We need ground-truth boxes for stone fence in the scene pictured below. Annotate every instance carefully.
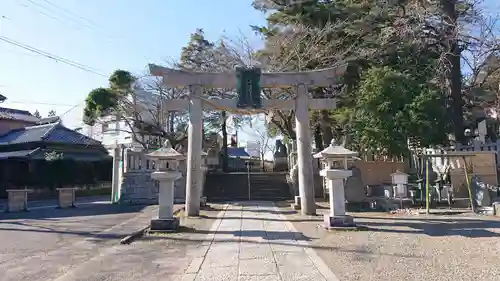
[117,148,206,205]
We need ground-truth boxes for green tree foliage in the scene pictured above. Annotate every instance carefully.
[352,67,450,155]
[83,69,134,126]
[83,87,118,126]
[252,0,500,153]
[83,70,185,148]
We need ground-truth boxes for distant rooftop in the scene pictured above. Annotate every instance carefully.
[0,107,39,123]
[37,116,60,125]
[225,147,251,159]
[0,122,101,146]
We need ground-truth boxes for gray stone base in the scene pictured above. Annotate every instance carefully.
[493,203,500,217]
[150,218,180,232]
[200,196,208,207]
[291,196,301,210]
[323,214,356,229]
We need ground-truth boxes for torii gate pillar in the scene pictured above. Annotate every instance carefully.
[295,84,315,214]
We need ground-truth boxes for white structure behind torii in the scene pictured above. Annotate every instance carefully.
[149,64,345,216]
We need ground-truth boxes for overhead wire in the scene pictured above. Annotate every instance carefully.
[0,35,107,77]
[40,0,103,30]
[25,0,100,31]
[5,100,75,106]
[21,0,153,62]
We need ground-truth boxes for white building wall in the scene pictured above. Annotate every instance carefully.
[85,90,161,149]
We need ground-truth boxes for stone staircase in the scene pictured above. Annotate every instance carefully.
[249,172,291,201]
[203,172,292,201]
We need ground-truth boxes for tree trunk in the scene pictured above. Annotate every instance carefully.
[168,112,175,133]
[441,0,465,144]
[313,123,324,152]
[221,111,229,172]
[320,110,333,146]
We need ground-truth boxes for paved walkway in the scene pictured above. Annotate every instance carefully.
[183,201,338,281]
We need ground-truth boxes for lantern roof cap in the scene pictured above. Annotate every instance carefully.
[391,170,408,176]
[313,139,358,159]
[147,140,185,160]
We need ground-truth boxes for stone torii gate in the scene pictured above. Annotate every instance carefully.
[149,64,345,216]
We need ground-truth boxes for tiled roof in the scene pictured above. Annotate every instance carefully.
[37,116,60,125]
[0,123,102,146]
[0,149,36,160]
[29,148,111,161]
[0,148,110,161]
[226,147,251,158]
[0,107,39,123]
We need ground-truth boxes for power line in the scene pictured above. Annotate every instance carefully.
[40,0,102,30]
[0,35,106,77]
[6,100,75,106]
[25,0,98,31]
[21,0,153,62]
[58,101,83,118]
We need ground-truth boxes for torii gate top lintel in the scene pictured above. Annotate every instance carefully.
[148,64,346,89]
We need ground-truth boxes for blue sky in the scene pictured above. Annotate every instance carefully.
[0,0,266,130]
[1,0,499,155]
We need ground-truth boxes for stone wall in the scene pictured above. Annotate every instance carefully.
[117,149,204,205]
[120,170,159,204]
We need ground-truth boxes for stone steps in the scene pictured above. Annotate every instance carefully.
[204,172,292,201]
[249,173,291,201]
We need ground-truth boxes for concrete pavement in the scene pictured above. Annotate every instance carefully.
[1,201,336,281]
[180,201,337,281]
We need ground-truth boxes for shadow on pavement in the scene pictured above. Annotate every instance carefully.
[356,217,500,238]
[0,196,110,210]
[0,203,148,221]
[199,215,322,222]
[143,233,421,259]
[0,223,128,240]
[174,227,313,241]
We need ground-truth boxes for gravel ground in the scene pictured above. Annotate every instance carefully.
[286,204,500,281]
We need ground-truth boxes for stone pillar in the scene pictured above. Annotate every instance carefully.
[111,144,120,203]
[320,169,355,228]
[295,84,316,215]
[150,166,182,231]
[199,166,208,206]
[6,189,29,212]
[57,187,76,208]
[185,85,203,216]
[328,179,346,216]
[158,177,175,219]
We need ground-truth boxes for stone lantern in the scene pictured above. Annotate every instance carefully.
[313,139,358,228]
[391,170,409,198]
[391,170,409,209]
[146,140,185,231]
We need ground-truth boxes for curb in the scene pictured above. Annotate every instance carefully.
[119,206,185,245]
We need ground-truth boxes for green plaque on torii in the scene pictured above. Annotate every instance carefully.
[235,66,262,109]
